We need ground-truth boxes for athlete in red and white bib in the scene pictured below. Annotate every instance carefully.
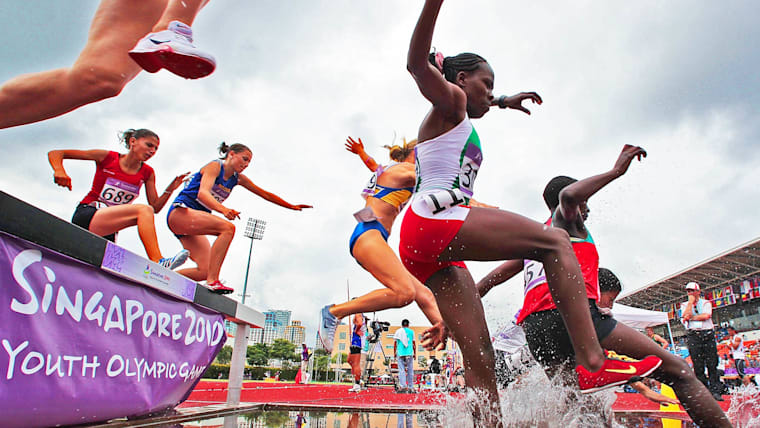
[476,146,729,426]
[48,128,189,269]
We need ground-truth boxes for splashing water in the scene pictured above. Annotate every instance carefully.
[436,365,622,427]
[726,385,760,428]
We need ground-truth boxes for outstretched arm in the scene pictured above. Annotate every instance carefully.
[238,175,313,211]
[48,149,109,191]
[345,136,379,172]
[492,93,543,115]
[476,259,524,298]
[558,144,647,222]
[407,0,463,115]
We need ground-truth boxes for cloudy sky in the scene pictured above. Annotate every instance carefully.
[1,1,758,346]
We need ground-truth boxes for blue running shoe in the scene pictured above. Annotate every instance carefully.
[318,305,339,353]
[158,249,189,270]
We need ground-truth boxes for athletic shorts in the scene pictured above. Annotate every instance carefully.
[349,220,389,256]
[72,204,116,242]
[399,196,468,283]
[166,202,196,239]
[349,346,362,355]
[521,300,617,368]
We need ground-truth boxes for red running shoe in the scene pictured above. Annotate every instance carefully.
[206,280,233,295]
[576,350,662,394]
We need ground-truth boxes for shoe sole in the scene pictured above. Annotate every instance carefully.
[580,359,663,394]
[158,51,215,79]
[128,50,163,73]
[130,46,214,79]
[317,306,335,353]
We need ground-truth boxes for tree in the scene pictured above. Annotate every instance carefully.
[315,355,330,371]
[419,356,428,368]
[215,346,232,364]
[270,339,296,361]
[331,352,348,364]
[247,343,269,366]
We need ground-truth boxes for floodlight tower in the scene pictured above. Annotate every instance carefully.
[241,218,266,305]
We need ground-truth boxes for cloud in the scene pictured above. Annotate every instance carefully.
[1,0,758,344]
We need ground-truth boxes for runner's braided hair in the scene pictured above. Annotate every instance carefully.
[218,141,251,158]
[428,52,488,83]
[119,128,159,149]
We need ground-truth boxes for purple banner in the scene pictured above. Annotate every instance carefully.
[0,233,225,428]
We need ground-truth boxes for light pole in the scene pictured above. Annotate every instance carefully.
[242,218,266,305]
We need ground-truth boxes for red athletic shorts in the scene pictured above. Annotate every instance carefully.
[399,196,469,283]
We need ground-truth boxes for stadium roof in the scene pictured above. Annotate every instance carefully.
[617,237,760,310]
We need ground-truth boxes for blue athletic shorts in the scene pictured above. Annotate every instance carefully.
[349,220,389,257]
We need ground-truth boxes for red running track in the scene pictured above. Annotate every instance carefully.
[184,380,736,420]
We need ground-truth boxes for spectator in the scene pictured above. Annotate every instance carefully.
[681,282,723,401]
[393,319,416,393]
[300,344,310,384]
[646,327,669,349]
[429,355,441,374]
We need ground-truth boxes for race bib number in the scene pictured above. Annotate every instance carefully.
[99,178,139,206]
[458,144,482,198]
[422,189,466,214]
[523,260,546,295]
[361,171,378,198]
[210,184,231,203]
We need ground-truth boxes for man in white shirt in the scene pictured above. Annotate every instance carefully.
[681,281,723,401]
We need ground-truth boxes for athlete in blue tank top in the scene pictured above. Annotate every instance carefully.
[166,142,311,294]
[171,159,239,213]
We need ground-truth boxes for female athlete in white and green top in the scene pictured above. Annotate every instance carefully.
[403,1,659,424]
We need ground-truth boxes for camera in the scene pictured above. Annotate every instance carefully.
[369,320,390,343]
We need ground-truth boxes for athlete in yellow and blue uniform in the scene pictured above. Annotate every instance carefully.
[317,136,447,355]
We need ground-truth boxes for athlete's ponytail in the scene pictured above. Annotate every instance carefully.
[119,128,159,148]
[218,141,252,159]
[383,138,418,162]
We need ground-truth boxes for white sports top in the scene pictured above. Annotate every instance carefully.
[411,117,483,216]
[732,336,745,360]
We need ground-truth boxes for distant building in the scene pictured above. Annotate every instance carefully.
[248,309,293,345]
[331,322,460,374]
[285,320,306,345]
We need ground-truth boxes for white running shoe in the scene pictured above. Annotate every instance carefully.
[317,305,339,353]
[129,20,216,79]
[348,383,361,392]
[158,249,189,270]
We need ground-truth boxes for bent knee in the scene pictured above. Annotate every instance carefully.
[136,204,156,216]
[542,227,573,254]
[69,66,130,102]
[392,287,416,308]
[222,221,236,235]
